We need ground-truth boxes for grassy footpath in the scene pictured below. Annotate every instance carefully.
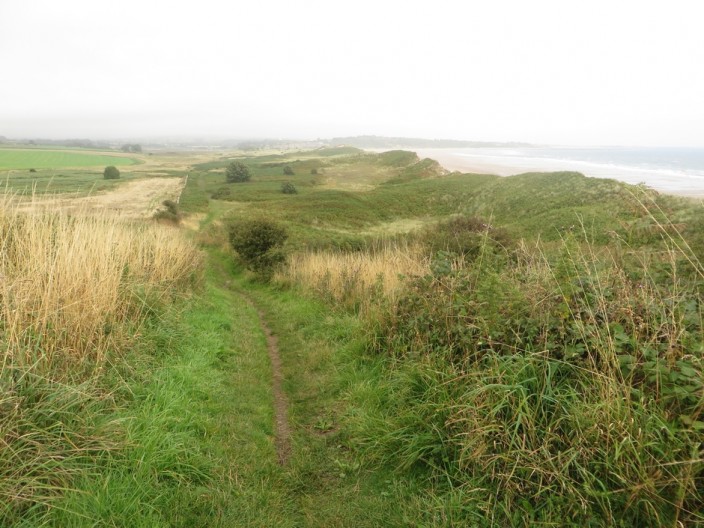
[11,257,294,526]
[239,272,421,526]
[39,248,429,526]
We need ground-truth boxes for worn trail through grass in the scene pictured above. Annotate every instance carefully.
[244,294,292,465]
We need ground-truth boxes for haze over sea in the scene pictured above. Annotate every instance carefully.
[415,147,704,197]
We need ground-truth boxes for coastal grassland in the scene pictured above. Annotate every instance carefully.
[276,217,704,526]
[0,148,136,170]
[189,147,704,526]
[182,147,688,250]
[0,195,209,525]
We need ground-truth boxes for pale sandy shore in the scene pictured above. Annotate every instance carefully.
[407,148,704,199]
[413,149,518,176]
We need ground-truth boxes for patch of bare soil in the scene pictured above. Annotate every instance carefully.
[17,177,186,218]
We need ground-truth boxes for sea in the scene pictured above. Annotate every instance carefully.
[435,147,704,197]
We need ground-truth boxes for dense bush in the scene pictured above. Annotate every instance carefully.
[228,219,288,274]
[153,200,181,225]
[103,166,120,179]
[283,165,295,176]
[225,161,251,183]
[419,216,514,261]
[281,182,297,194]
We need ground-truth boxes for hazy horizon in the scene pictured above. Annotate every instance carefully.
[2,0,703,148]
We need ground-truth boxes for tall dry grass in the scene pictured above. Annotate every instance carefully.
[281,241,430,312]
[0,194,202,520]
[1,194,202,371]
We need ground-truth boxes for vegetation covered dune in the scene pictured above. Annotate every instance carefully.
[198,147,702,526]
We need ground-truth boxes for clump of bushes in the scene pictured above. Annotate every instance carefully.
[29,168,36,173]
[225,161,251,183]
[420,216,513,261]
[283,165,295,176]
[103,166,120,179]
[281,182,297,194]
[228,219,288,276]
[310,168,318,175]
[153,200,182,225]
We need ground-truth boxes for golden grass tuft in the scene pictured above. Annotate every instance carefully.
[281,242,430,311]
[0,194,202,371]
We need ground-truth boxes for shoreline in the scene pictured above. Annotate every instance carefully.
[383,148,704,199]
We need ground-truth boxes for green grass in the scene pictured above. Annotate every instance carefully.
[11,146,701,525]
[10,257,293,526]
[183,157,678,250]
[236,260,432,527]
[179,147,704,526]
[0,149,143,195]
[0,148,137,170]
[0,168,146,195]
[8,245,434,526]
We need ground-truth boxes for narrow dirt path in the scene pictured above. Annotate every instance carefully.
[243,296,292,465]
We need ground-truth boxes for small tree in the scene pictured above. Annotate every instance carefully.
[226,161,251,183]
[103,166,120,179]
[228,219,288,275]
[281,182,297,194]
[283,165,295,176]
[310,168,318,175]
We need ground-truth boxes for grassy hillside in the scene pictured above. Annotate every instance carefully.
[184,147,702,526]
[6,146,701,526]
[182,148,691,250]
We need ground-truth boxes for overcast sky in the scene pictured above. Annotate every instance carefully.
[1,0,703,146]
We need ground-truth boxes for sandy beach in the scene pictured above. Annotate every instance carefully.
[407,148,704,199]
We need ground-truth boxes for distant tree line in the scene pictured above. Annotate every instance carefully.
[121,144,142,153]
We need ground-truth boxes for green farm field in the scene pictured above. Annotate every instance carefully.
[0,148,137,170]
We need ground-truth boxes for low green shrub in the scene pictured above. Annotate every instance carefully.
[225,161,251,183]
[103,166,120,179]
[365,236,703,526]
[153,200,181,225]
[281,182,297,194]
[228,219,288,276]
[419,216,514,261]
